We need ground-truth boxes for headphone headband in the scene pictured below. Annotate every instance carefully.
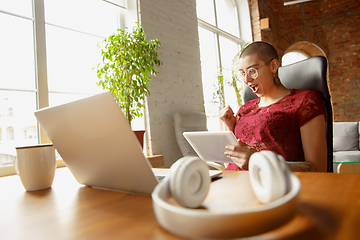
[152,152,301,239]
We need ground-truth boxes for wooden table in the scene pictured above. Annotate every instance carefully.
[1,169,359,240]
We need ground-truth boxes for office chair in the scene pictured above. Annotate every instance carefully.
[173,112,225,171]
[243,56,333,172]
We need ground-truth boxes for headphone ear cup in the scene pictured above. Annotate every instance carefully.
[169,156,210,208]
[249,151,289,203]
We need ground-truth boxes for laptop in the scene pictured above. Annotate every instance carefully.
[34,92,221,195]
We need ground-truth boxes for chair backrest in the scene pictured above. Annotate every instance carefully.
[173,112,208,157]
[173,112,226,171]
[243,56,333,172]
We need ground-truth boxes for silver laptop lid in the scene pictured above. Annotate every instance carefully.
[34,92,158,195]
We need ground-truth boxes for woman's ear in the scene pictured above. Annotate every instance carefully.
[270,59,280,73]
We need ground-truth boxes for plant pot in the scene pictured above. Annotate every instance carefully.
[133,130,145,149]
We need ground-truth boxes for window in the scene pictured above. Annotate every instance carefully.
[282,51,309,66]
[1,154,14,166]
[7,108,13,117]
[0,0,127,170]
[23,126,37,140]
[196,0,251,131]
[44,0,123,106]
[6,127,14,141]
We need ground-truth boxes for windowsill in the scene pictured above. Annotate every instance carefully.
[0,159,66,178]
[0,156,164,178]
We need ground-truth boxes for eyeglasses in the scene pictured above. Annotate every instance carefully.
[234,59,274,82]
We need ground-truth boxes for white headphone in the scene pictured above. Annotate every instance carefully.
[151,151,301,239]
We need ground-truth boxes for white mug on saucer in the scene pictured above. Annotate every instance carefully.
[14,144,56,191]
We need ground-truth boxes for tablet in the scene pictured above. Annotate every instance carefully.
[183,131,238,163]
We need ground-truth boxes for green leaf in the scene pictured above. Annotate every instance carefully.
[95,23,162,123]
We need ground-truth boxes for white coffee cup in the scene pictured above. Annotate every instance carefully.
[14,144,56,191]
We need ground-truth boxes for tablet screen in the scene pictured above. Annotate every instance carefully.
[183,131,238,163]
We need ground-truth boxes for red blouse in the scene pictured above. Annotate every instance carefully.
[226,89,326,171]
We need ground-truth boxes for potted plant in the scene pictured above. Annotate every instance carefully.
[228,74,243,107]
[211,67,242,110]
[211,67,226,111]
[96,23,162,147]
[229,43,250,107]
[211,67,242,131]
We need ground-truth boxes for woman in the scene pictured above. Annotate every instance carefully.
[220,41,327,172]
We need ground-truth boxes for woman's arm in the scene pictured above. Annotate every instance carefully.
[287,114,328,172]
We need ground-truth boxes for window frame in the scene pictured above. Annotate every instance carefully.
[0,0,134,177]
[197,0,250,131]
[281,50,310,66]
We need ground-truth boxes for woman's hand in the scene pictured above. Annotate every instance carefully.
[219,106,236,132]
[224,140,257,170]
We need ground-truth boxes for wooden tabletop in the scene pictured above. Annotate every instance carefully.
[1,168,359,240]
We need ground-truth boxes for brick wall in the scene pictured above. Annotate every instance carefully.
[139,0,205,167]
[250,0,360,122]
[249,0,262,41]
